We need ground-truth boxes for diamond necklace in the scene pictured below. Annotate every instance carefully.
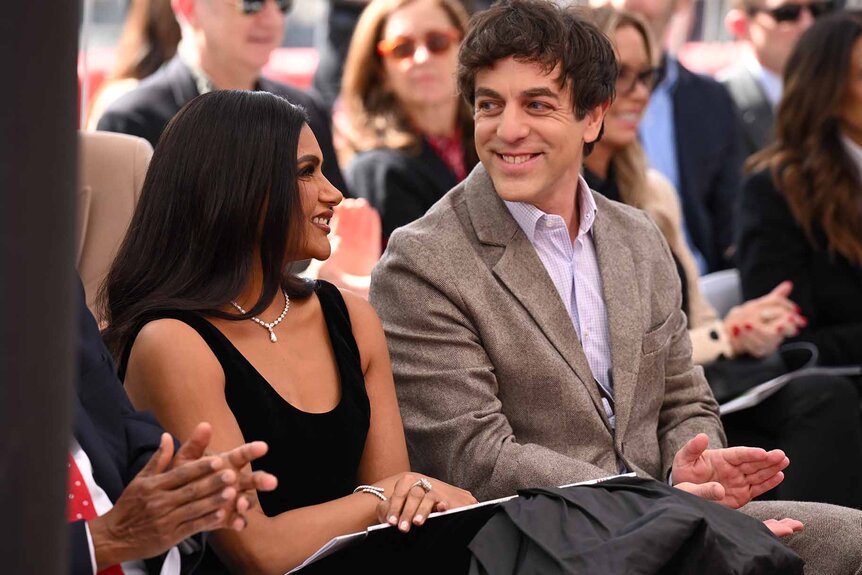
[230,289,290,343]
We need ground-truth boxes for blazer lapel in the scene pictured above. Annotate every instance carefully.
[165,56,203,112]
[463,167,612,431]
[725,67,774,152]
[592,195,642,441]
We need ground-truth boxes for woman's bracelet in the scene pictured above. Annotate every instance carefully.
[353,484,387,502]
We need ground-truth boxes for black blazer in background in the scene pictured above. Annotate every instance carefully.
[720,65,775,161]
[672,62,744,272]
[347,139,473,239]
[71,280,203,575]
[737,168,862,366]
[96,56,348,196]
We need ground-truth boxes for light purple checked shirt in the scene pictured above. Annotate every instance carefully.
[504,176,616,427]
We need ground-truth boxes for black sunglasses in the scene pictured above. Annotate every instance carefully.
[237,0,293,15]
[616,65,664,95]
[746,1,835,23]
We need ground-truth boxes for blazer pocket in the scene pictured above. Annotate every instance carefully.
[642,314,675,356]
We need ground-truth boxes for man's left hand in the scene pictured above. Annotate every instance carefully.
[671,433,788,508]
[171,422,277,530]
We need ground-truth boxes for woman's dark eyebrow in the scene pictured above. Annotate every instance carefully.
[297,154,321,166]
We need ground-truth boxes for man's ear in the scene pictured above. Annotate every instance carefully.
[172,0,197,28]
[725,8,750,41]
[584,100,611,144]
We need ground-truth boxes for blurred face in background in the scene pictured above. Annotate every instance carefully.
[591,0,678,44]
[739,0,833,74]
[602,24,658,150]
[838,37,862,146]
[378,0,461,112]
[193,0,285,76]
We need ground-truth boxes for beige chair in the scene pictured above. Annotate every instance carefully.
[77,131,152,321]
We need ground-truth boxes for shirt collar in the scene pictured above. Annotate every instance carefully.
[654,54,680,95]
[179,49,262,94]
[744,51,782,108]
[504,175,598,243]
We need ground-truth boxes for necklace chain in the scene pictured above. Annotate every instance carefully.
[230,289,290,343]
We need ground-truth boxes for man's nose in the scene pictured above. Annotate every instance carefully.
[496,106,529,142]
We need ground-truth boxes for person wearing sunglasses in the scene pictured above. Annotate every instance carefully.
[582,5,862,511]
[721,0,837,159]
[96,0,348,195]
[340,0,478,243]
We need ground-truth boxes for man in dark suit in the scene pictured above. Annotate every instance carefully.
[593,0,743,273]
[720,0,835,159]
[97,0,347,194]
[71,279,276,574]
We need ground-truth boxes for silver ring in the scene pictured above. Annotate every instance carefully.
[412,478,432,493]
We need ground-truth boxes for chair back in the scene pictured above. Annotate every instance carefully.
[699,268,742,319]
[77,131,152,321]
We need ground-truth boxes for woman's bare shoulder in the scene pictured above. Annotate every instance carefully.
[127,317,223,387]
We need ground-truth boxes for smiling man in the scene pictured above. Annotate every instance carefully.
[369,0,862,571]
[97,0,346,193]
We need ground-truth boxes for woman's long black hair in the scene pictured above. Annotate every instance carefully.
[100,90,315,359]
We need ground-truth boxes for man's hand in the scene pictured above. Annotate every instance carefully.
[88,433,240,569]
[671,433,789,508]
[171,422,278,530]
[88,425,278,570]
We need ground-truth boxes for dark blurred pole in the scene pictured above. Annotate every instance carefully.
[0,0,79,573]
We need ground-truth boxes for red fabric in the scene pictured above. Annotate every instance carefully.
[425,130,467,181]
[68,454,125,575]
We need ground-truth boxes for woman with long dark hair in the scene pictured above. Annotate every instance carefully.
[101,90,475,574]
[339,0,478,241]
[739,10,862,367]
[581,6,862,509]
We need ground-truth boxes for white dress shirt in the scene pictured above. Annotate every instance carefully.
[504,176,615,426]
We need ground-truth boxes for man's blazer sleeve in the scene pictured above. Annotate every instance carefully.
[639,212,726,475]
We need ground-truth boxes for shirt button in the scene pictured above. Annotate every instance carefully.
[545,219,555,228]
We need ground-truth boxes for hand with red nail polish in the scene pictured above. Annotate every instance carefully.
[723,281,799,357]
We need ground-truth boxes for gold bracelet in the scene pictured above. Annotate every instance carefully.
[353,484,387,502]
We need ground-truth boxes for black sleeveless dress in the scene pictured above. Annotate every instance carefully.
[121,280,370,572]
